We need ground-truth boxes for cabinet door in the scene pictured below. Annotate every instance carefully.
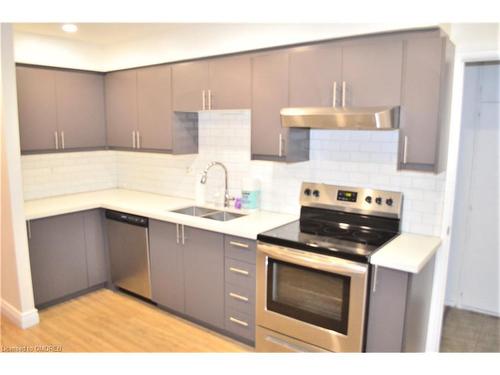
[28,212,89,306]
[289,44,342,107]
[341,40,403,107]
[105,70,138,148]
[399,37,444,167]
[137,65,173,150]
[183,226,224,329]
[251,52,290,158]
[149,220,185,312]
[16,66,58,152]
[208,56,251,109]
[56,70,106,149]
[83,209,108,287]
[172,61,209,111]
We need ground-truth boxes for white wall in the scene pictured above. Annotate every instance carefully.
[0,24,39,328]
[14,31,105,71]
[22,110,446,237]
[14,23,436,71]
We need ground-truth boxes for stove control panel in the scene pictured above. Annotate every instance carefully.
[300,182,403,219]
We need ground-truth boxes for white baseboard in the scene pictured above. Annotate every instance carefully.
[1,299,39,329]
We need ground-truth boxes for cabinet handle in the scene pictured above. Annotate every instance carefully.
[341,81,346,108]
[60,131,65,149]
[229,292,249,302]
[136,131,141,149]
[229,317,248,327]
[278,133,283,157]
[27,220,31,239]
[176,224,180,244]
[332,81,337,108]
[54,131,59,150]
[403,136,408,164]
[208,89,212,110]
[372,265,379,293]
[229,267,249,276]
[229,241,249,249]
[181,225,185,245]
[202,90,206,110]
[132,131,136,148]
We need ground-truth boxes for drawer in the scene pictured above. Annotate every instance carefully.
[225,258,255,289]
[225,283,255,316]
[225,306,255,342]
[224,235,256,264]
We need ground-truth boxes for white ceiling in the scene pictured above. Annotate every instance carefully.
[13,23,192,45]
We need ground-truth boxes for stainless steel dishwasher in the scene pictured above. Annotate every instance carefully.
[105,210,152,299]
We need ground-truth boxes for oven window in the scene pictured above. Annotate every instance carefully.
[267,259,350,335]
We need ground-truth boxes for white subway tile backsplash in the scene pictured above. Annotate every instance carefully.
[22,110,446,237]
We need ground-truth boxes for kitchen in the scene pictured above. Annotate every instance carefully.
[1,9,499,369]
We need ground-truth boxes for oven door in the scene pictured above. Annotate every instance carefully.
[256,242,369,352]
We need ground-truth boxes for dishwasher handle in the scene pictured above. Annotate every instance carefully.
[105,210,148,227]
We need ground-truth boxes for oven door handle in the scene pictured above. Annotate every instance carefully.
[258,243,368,276]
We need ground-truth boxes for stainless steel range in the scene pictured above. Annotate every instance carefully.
[256,182,403,352]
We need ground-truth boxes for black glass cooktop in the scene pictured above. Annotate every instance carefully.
[257,206,400,263]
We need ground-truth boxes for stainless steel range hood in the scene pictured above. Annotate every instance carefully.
[280,106,400,130]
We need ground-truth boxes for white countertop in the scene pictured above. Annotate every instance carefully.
[24,189,298,240]
[370,233,441,274]
[25,189,440,273]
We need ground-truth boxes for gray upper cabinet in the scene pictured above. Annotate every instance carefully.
[289,44,342,107]
[55,70,106,149]
[172,61,209,111]
[251,51,310,162]
[183,226,225,329]
[105,69,138,148]
[137,65,173,150]
[16,66,106,153]
[208,56,252,109]
[16,66,58,152]
[28,212,89,306]
[149,220,185,312]
[399,36,454,172]
[341,40,403,107]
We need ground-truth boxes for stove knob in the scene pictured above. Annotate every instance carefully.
[375,197,382,205]
[365,196,372,204]
[386,198,393,206]
[312,190,320,198]
[304,188,312,196]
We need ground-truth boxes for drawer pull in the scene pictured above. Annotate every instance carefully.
[229,267,249,276]
[229,241,249,249]
[229,317,248,327]
[229,292,249,302]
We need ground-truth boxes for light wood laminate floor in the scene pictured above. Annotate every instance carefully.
[440,307,500,352]
[1,289,252,352]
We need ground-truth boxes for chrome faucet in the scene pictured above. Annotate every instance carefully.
[200,161,233,208]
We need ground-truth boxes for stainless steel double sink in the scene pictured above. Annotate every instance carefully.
[171,206,245,222]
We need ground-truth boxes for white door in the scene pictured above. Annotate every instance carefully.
[459,63,500,316]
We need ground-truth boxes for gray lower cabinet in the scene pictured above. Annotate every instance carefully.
[183,226,225,329]
[149,220,185,312]
[224,235,256,342]
[27,209,107,307]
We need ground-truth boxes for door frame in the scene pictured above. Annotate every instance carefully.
[426,49,500,352]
